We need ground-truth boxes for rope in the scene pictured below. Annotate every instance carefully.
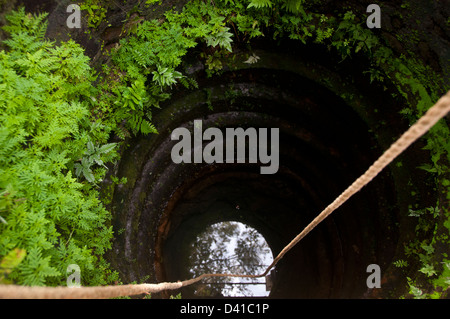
[1,91,449,299]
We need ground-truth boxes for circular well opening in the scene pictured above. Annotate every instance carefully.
[108,47,406,298]
[188,221,273,297]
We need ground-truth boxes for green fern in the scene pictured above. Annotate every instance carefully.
[152,65,183,89]
[0,248,26,284]
[0,9,118,287]
[74,141,116,183]
[281,0,306,14]
[393,259,408,268]
[247,0,273,9]
[205,26,233,52]
[129,114,158,135]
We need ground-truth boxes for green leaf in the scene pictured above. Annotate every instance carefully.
[417,163,438,173]
[419,264,437,277]
[247,0,273,9]
[0,248,27,283]
[421,243,434,255]
[86,141,95,155]
[82,167,95,183]
[409,283,425,299]
[20,247,60,286]
[98,143,116,155]
[140,119,158,134]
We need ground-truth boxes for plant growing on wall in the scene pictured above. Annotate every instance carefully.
[0,8,118,286]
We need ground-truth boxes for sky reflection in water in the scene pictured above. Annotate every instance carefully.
[188,221,273,297]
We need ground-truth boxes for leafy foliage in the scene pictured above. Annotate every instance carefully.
[0,8,118,286]
[404,204,450,298]
[152,65,183,89]
[0,248,26,284]
[74,141,116,183]
[247,0,273,9]
[393,259,408,268]
[98,0,331,137]
[80,0,108,28]
[97,0,244,136]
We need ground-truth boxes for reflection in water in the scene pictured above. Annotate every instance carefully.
[188,221,273,297]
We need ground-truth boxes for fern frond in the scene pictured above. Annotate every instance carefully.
[282,0,306,14]
[247,0,273,9]
[140,119,158,134]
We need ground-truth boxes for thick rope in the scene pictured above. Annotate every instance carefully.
[1,91,449,299]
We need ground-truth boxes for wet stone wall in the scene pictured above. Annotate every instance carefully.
[104,44,427,298]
